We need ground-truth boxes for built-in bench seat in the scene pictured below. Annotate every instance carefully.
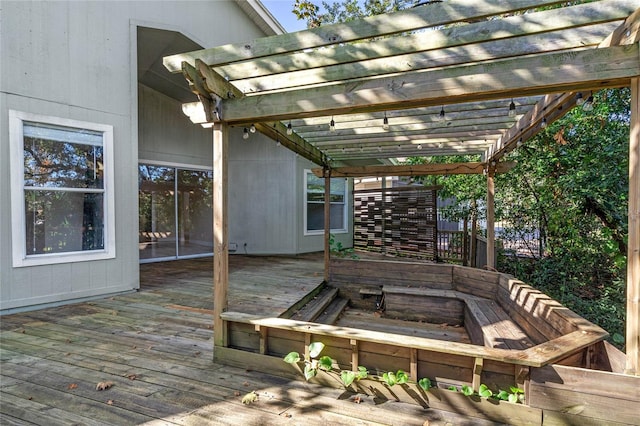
[382,286,534,350]
[464,299,534,350]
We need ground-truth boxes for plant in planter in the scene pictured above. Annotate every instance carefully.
[283,342,333,380]
[453,383,524,404]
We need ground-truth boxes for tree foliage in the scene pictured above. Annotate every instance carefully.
[293,0,418,28]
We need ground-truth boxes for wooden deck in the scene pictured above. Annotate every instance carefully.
[0,255,501,425]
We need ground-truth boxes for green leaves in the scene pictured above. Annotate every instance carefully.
[418,377,432,391]
[308,342,325,358]
[283,352,300,364]
[478,384,493,398]
[341,370,356,387]
[381,370,409,387]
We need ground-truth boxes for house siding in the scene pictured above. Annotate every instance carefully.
[0,0,275,312]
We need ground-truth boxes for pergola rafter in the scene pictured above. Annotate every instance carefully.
[163,0,640,375]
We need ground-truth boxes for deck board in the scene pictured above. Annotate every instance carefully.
[1,255,502,425]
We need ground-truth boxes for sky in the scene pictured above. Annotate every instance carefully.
[261,0,308,32]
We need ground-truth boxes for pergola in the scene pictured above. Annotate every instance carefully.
[164,0,640,375]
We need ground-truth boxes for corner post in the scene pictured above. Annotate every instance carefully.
[486,167,496,269]
[213,122,229,349]
[324,167,331,282]
[627,77,640,375]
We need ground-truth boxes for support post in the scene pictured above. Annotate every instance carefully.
[472,357,483,392]
[324,168,331,282]
[350,339,359,372]
[213,122,229,349]
[410,348,418,381]
[486,169,496,270]
[627,77,640,375]
[470,207,478,268]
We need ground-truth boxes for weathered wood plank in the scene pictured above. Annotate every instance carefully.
[163,0,572,72]
[218,44,638,123]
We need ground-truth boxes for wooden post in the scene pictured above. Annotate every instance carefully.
[213,122,229,349]
[486,169,496,270]
[472,357,483,392]
[462,216,469,266]
[381,177,387,255]
[627,77,640,375]
[470,209,478,268]
[410,348,418,381]
[350,339,359,372]
[324,169,331,282]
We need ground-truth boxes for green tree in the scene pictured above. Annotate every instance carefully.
[293,0,417,28]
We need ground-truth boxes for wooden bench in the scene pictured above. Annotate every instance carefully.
[382,286,534,350]
[464,298,534,350]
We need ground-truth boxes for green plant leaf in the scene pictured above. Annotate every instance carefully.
[308,342,325,358]
[448,385,458,391]
[382,371,396,386]
[395,370,409,384]
[283,352,300,364]
[496,390,509,401]
[356,366,368,379]
[478,384,493,398]
[508,393,519,404]
[318,355,333,371]
[341,370,356,387]
[509,386,524,394]
[303,363,317,381]
[418,378,432,391]
[461,385,474,396]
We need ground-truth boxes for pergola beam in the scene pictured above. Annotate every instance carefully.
[163,0,571,73]
[219,0,633,85]
[217,45,638,124]
[312,162,515,178]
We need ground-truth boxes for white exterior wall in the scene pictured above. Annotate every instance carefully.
[0,0,273,312]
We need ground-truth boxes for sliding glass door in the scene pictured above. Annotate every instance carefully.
[138,164,213,261]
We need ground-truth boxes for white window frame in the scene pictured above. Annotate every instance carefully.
[9,110,116,267]
[304,169,348,236]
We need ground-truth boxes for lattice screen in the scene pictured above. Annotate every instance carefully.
[353,186,438,260]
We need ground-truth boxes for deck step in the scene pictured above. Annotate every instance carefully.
[290,287,338,322]
[315,297,350,325]
[279,282,326,319]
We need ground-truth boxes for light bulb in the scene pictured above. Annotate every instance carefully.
[508,100,516,118]
[541,118,547,128]
[576,92,584,106]
[243,128,249,140]
[329,117,335,132]
[249,124,256,133]
[382,114,389,131]
[286,122,293,135]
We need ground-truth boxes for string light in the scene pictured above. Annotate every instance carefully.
[417,144,423,150]
[243,127,249,140]
[576,92,584,106]
[439,106,445,121]
[508,99,516,117]
[541,117,547,128]
[329,116,336,132]
[249,124,256,133]
[286,121,293,135]
[382,112,389,131]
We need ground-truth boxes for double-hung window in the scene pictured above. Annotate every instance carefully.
[9,111,115,267]
[304,170,348,234]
